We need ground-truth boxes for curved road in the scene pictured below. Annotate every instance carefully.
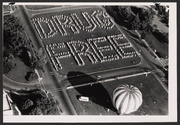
[3,75,38,91]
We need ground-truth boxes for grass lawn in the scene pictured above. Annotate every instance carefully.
[123,28,168,59]
[123,27,168,59]
[152,15,168,33]
[5,57,33,83]
[142,31,168,58]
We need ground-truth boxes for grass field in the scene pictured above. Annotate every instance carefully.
[5,57,33,83]
[66,74,168,115]
[143,31,168,58]
[152,14,168,33]
[30,6,141,76]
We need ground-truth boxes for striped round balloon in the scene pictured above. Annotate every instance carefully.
[113,84,143,115]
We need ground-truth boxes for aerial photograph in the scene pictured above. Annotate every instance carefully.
[3,2,172,120]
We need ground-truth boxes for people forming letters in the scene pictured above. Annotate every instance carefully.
[45,34,138,70]
[32,9,139,71]
[32,10,115,39]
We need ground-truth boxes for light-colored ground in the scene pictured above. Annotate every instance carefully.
[152,14,168,33]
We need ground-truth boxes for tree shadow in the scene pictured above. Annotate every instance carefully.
[67,71,116,112]
[18,47,31,67]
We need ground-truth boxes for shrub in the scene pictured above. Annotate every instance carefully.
[3,53,16,74]
[10,89,59,115]
[22,99,34,110]
[29,107,42,115]
[25,71,38,81]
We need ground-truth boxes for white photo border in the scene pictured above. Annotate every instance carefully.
[3,2,177,123]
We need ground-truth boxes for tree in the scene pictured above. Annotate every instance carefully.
[138,8,154,31]
[109,6,155,31]
[18,47,32,66]
[157,6,166,15]
[131,14,140,30]
[141,31,146,39]
[3,15,25,56]
[10,89,60,115]
[31,48,47,71]
[25,71,38,81]
[22,99,34,110]
[3,53,16,74]
[116,6,135,29]
[29,107,42,115]
[3,14,26,74]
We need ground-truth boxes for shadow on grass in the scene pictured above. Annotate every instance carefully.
[67,71,116,112]
[9,92,32,115]
[18,47,31,67]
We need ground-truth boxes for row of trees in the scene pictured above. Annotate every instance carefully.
[3,14,47,76]
[155,4,169,26]
[105,5,168,46]
[10,89,59,115]
[3,15,24,73]
[3,15,25,55]
[105,6,155,31]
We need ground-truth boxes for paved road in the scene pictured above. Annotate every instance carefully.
[65,69,161,90]
[3,75,38,91]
